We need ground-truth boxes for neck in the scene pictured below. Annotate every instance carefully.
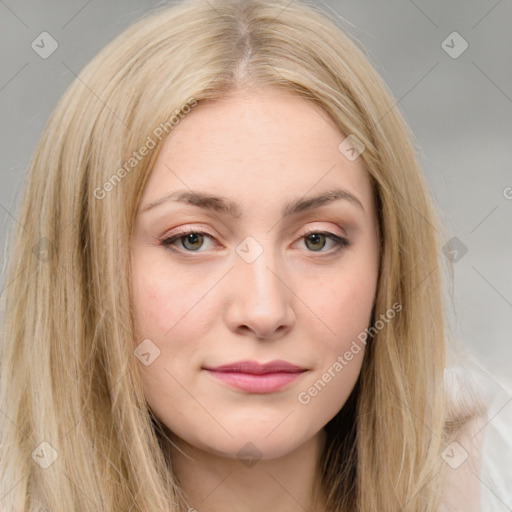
[164,428,328,512]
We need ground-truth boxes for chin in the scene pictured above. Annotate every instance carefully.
[187,424,317,462]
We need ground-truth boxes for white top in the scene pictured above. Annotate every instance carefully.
[443,363,512,511]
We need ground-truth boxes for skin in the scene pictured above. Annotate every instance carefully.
[130,86,380,512]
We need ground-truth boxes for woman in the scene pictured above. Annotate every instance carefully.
[0,0,486,510]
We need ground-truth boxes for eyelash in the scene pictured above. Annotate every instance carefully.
[159,228,350,256]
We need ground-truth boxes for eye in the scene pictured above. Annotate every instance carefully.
[159,229,350,255]
[160,230,217,252]
[295,231,350,253]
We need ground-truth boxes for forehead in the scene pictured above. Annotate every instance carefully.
[140,87,373,213]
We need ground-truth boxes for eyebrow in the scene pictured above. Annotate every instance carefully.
[140,187,364,217]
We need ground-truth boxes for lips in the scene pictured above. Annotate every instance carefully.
[204,360,306,374]
[203,360,307,393]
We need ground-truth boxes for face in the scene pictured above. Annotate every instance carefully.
[130,87,379,461]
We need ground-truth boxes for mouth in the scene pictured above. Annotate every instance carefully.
[202,360,308,393]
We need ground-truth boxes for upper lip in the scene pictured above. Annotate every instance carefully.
[204,360,306,374]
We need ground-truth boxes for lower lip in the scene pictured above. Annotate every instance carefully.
[205,370,304,393]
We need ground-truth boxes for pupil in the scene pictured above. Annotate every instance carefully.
[184,233,202,250]
[307,233,325,251]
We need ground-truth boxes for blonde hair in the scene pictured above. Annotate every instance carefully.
[0,0,481,510]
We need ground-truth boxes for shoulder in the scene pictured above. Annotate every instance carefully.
[439,411,486,511]
[438,365,489,511]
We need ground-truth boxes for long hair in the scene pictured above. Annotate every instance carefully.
[0,0,479,510]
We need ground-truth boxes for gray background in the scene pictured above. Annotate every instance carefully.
[1,0,511,402]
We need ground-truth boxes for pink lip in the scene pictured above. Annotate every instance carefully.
[203,360,307,393]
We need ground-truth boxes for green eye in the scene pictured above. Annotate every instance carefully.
[299,231,350,253]
[160,231,215,252]
[181,232,205,251]
[304,233,327,251]
[160,230,350,255]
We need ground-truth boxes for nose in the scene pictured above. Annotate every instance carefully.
[224,245,296,340]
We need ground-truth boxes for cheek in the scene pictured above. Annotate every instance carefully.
[295,275,371,417]
[131,255,204,341]
[297,251,377,405]
[130,255,216,394]
[131,270,167,340]
[296,351,363,429]
[306,267,376,345]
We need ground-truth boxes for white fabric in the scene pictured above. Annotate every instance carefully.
[475,367,512,511]
[446,363,512,510]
